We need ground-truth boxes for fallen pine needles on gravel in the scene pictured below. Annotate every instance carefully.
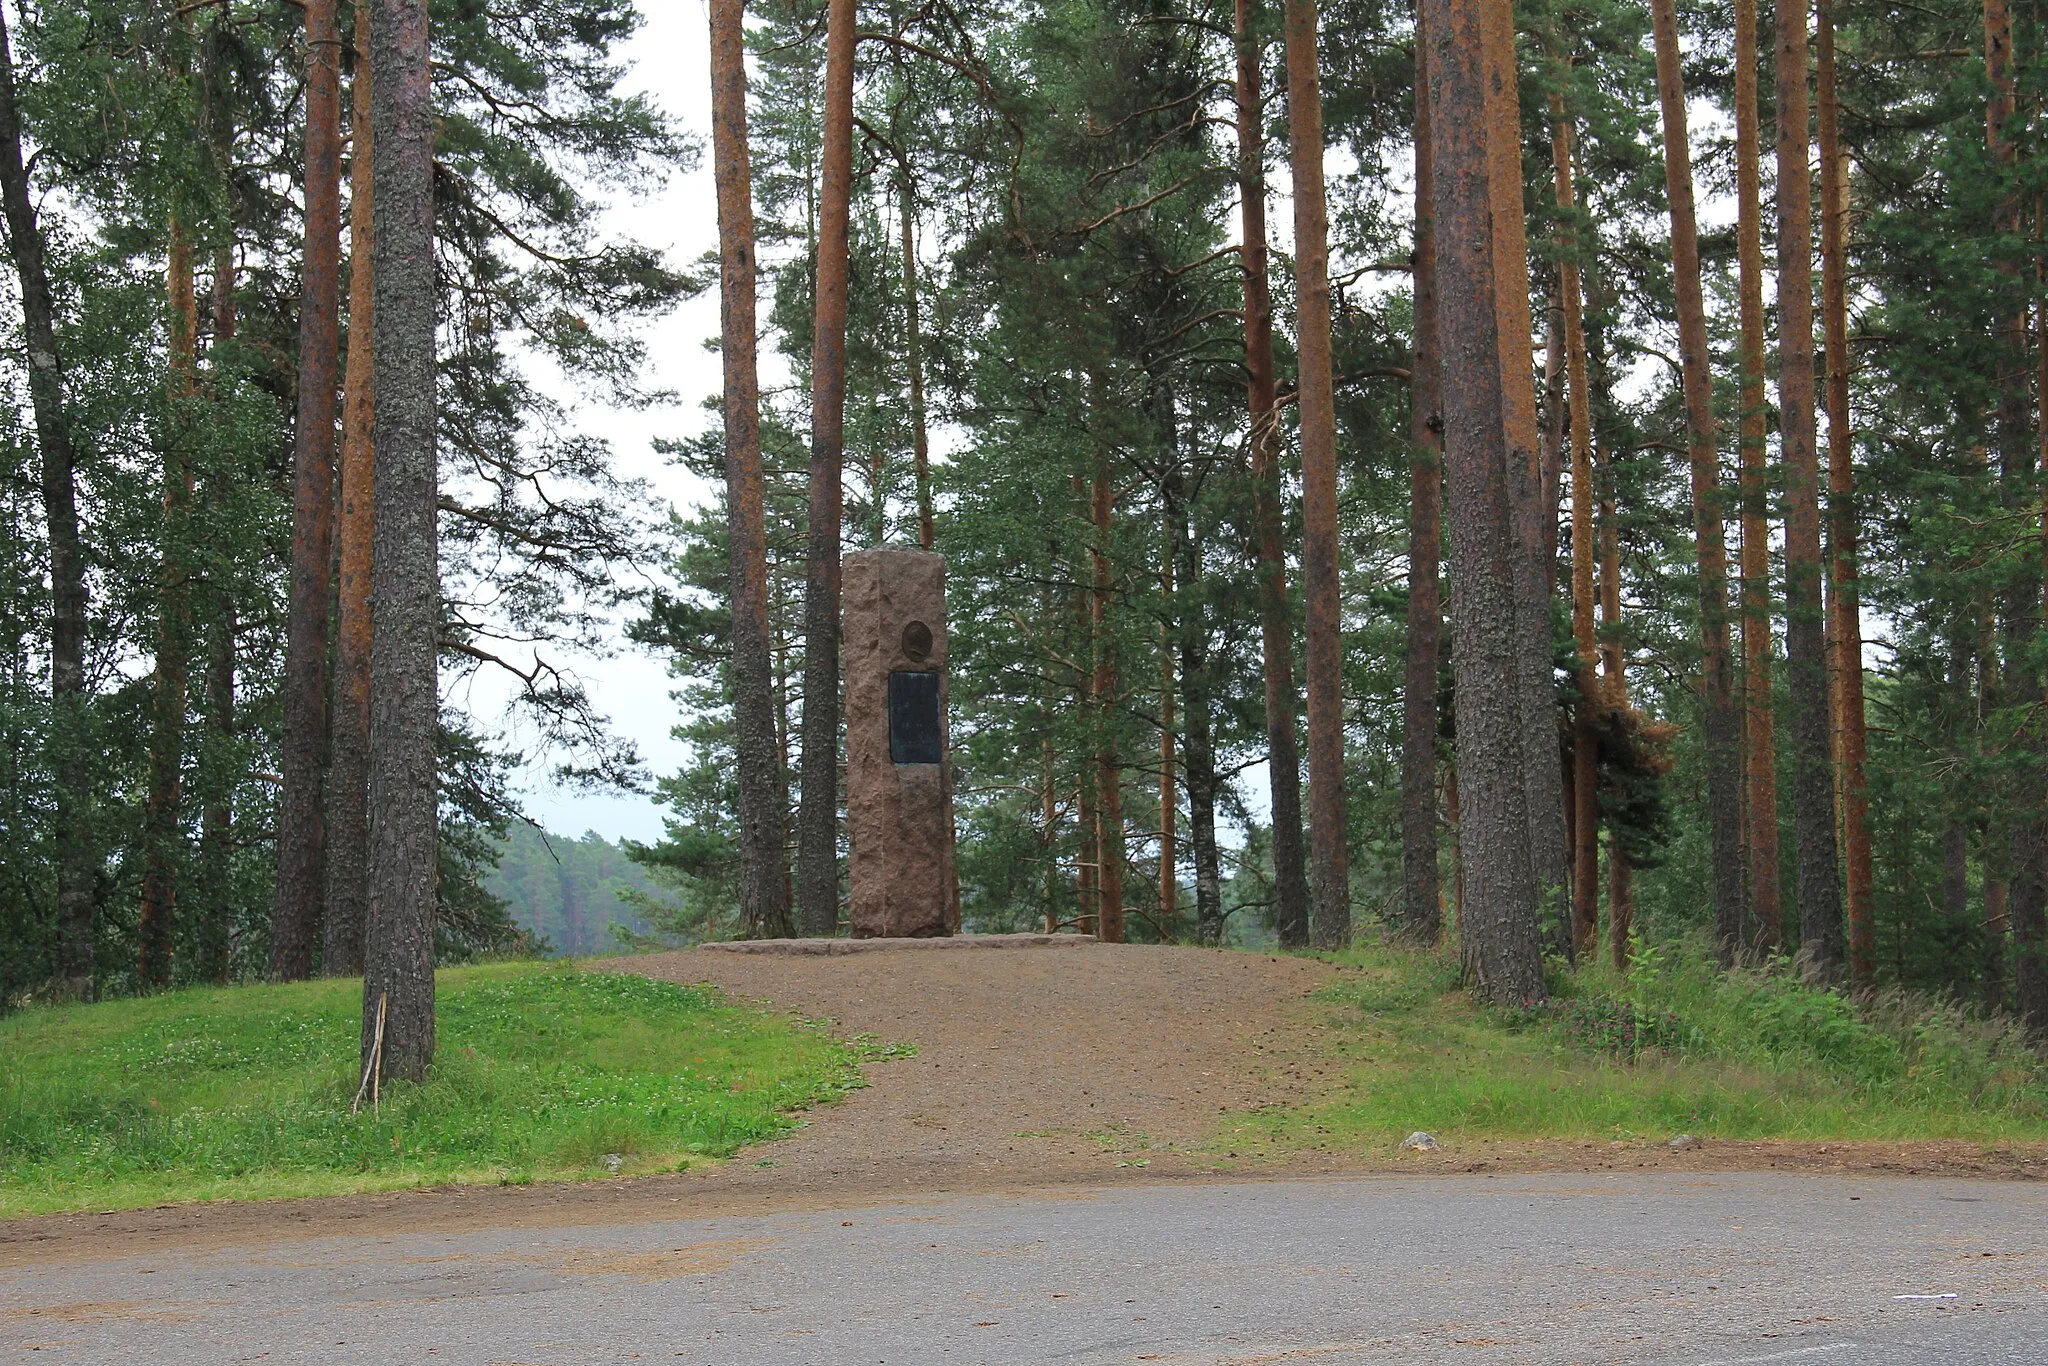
[0,961,869,1217]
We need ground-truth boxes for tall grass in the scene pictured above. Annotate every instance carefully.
[0,961,870,1217]
[1227,935,2048,1154]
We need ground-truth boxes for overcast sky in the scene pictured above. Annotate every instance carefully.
[490,4,723,845]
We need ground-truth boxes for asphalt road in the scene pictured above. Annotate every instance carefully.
[4,1171,2044,1364]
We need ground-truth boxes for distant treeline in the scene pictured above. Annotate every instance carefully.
[484,826,658,958]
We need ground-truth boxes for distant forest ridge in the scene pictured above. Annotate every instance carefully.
[484,825,658,957]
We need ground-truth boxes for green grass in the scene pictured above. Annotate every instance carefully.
[0,960,881,1217]
[1227,936,2048,1156]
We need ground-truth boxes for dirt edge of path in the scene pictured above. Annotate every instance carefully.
[4,943,2045,1270]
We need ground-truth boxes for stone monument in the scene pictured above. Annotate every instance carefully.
[843,547,960,937]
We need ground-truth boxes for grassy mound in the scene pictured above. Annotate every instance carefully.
[0,961,873,1218]
[1230,937,2048,1155]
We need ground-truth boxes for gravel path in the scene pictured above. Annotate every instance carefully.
[626,940,1338,1193]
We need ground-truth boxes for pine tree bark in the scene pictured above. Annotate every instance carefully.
[1421,0,1547,1004]
[1735,0,1782,953]
[710,0,792,940]
[325,1,374,977]
[1283,0,1348,948]
[1649,0,1743,964]
[1158,514,1176,934]
[1552,87,1599,964]
[1173,477,1224,946]
[2029,279,2048,1031]
[198,602,235,984]
[1499,8,1569,962]
[138,216,201,990]
[0,6,93,995]
[1091,432,1124,943]
[1237,0,1310,948]
[1399,3,1443,945]
[1597,419,1635,963]
[362,0,438,1084]
[794,0,856,937]
[273,0,344,981]
[1816,0,1872,993]
[1775,0,1844,977]
[197,251,238,985]
[900,185,933,551]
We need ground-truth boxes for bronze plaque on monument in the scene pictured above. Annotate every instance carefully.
[843,548,960,937]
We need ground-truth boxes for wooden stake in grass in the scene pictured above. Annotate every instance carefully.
[352,991,388,1116]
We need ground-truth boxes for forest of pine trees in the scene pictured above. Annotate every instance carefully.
[640,0,2048,1025]
[0,0,691,1077]
[3,0,2048,1060]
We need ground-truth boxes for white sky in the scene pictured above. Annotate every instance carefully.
[492,3,723,843]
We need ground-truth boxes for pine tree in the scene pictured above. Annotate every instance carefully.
[710,0,794,941]
[362,0,439,1084]
[1284,0,1349,949]
[794,0,856,939]
[1420,0,1546,1004]
[1237,0,1310,948]
[272,0,344,982]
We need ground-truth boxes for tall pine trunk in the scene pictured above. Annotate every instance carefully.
[1501,11,1569,961]
[1283,0,1349,948]
[1158,513,1176,935]
[1091,431,1124,943]
[0,6,93,995]
[900,185,933,551]
[1421,0,1547,1004]
[1399,3,1444,945]
[1816,0,1872,992]
[1552,85,1599,964]
[1776,0,1844,976]
[1649,0,1743,963]
[1735,0,1782,952]
[1172,474,1224,945]
[196,251,238,984]
[1597,406,1635,960]
[1237,0,1310,948]
[362,0,438,1084]
[794,0,856,937]
[325,3,374,976]
[2031,263,2048,1028]
[710,0,793,939]
[138,216,201,990]
[273,0,344,981]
